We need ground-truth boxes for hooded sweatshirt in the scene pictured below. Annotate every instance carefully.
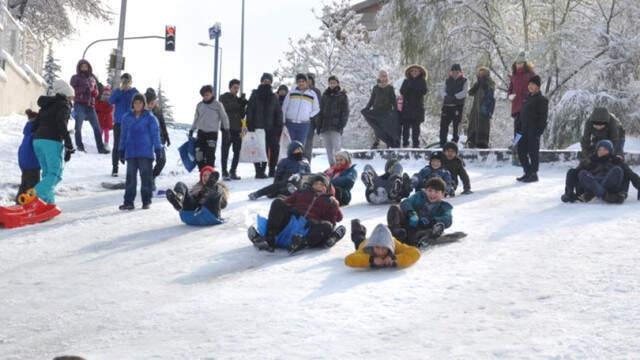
[192,99,230,132]
[282,87,320,124]
[69,60,98,107]
[345,224,421,269]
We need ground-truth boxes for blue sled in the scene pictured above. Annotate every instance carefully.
[179,137,197,173]
[180,207,224,226]
[256,214,309,249]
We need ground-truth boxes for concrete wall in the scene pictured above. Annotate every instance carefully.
[0,58,45,115]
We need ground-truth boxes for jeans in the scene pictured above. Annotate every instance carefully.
[304,121,315,162]
[265,198,334,248]
[517,132,541,175]
[286,121,310,145]
[321,130,342,166]
[440,105,464,146]
[124,157,154,206]
[74,103,105,151]
[33,139,64,204]
[153,147,166,178]
[112,123,121,172]
[578,167,624,198]
[221,129,242,174]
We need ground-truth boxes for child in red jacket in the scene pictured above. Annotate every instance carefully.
[95,83,114,150]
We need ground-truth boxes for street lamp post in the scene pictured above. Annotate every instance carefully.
[208,23,222,98]
[240,0,245,94]
[113,0,128,85]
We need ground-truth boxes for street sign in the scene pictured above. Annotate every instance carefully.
[209,23,222,40]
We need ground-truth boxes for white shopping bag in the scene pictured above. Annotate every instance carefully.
[279,127,292,161]
[239,129,268,163]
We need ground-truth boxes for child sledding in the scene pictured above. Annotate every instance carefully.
[323,151,357,206]
[248,141,311,200]
[361,159,412,205]
[562,140,640,204]
[387,178,465,247]
[166,166,229,226]
[345,220,421,269]
[247,174,346,254]
[411,151,456,196]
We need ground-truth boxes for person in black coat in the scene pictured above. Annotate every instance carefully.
[247,73,283,178]
[440,64,468,147]
[317,75,349,167]
[219,79,248,180]
[400,64,428,148]
[516,75,548,183]
[248,141,311,200]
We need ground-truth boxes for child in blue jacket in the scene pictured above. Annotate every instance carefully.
[387,177,453,247]
[411,151,455,196]
[16,109,41,203]
[118,94,163,210]
[109,73,139,177]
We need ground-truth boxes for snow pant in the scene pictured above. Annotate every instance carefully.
[401,122,421,148]
[286,121,311,146]
[124,157,153,206]
[254,180,297,199]
[517,133,540,175]
[304,121,315,163]
[578,167,624,199]
[16,168,40,204]
[362,164,410,204]
[74,103,105,152]
[254,128,281,177]
[440,105,464,147]
[221,129,242,175]
[153,147,166,178]
[564,169,584,196]
[196,130,218,171]
[33,139,64,204]
[174,181,223,218]
[266,198,334,248]
[321,130,342,166]
[387,205,435,247]
[111,123,121,173]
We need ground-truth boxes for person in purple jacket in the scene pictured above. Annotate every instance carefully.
[69,59,108,154]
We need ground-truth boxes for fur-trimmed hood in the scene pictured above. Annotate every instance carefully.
[404,64,428,80]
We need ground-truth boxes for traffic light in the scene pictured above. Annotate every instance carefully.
[165,25,176,51]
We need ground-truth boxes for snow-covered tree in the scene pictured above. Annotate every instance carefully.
[7,0,112,41]
[157,82,175,124]
[42,47,61,95]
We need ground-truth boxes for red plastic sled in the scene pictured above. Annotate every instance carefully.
[0,199,61,229]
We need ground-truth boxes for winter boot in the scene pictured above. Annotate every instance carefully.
[391,228,408,243]
[119,203,134,211]
[166,189,184,211]
[268,168,276,178]
[248,192,259,201]
[222,170,231,181]
[98,148,111,154]
[77,145,86,153]
[516,173,529,182]
[361,171,374,189]
[387,177,403,201]
[325,225,347,248]
[350,219,367,249]
[603,191,626,204]
[142,203,151,210]
[522,172,539,183]
[288,235,309,255]
[230,172,241,180]
[112,166,118,177]
[578,192,595,203]
[561,193,578,203]
[248,226,274,252]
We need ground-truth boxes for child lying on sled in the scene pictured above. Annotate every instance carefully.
[345,220,420,269]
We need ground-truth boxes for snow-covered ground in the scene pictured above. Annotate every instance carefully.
[1,115,640,359]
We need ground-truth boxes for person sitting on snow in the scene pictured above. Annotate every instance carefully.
[248,141,311,200]
[411,151,455,196]
[442,142,472,195]
[387,178,453,247]
[15,109,41,204]
[166,166,229,225]
[323,151,357,206]
[248,174,345,254]
[345,220,421,269]
[562,140,639,204]
[361,159,412,205]
[580,107,625,159]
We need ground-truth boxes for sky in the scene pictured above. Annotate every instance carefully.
[55,0,351,124]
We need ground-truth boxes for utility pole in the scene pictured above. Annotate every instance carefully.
[240,0,245,94]
[209,23,222,99]
[113,0,128,84]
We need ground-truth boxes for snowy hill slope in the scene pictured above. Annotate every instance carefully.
[1,115,639,359]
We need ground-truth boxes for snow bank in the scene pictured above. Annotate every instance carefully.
[567,136,640,152]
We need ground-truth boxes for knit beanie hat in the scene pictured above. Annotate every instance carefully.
[52,79,75,98]
[451,64,462,72]
[335,151,351,164]
[529,75,542,88]
[328,75,339,83]
[144,88,157,103]
[443,142,459,153]
[295,73,308,82]
[260,73,273,83]
[515,51,527,63]
[596,140,614,154]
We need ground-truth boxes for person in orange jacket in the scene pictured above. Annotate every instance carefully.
[345,220,420,269]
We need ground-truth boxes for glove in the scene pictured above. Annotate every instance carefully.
[119,151,125,164]
[462,189,473,195]
[188,130,194,138]
[431,223,445,238]
[419,217,431,227]
[288,174,301,183]
[64,148,75,162]
[408,214,419,228]
[508,94,516,101]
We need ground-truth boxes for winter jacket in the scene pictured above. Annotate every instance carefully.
[274,141,311,183]
[282,87,320,124]
[18,121,40,171]
[345,237,420,269]
[576,154,624,178]
[580,112,625,157]
[467,75,496,148]
[119,110,163,160]
[109,87,139,124]
[69,60,98,107]
[365,84,396,113]
[411,166,455,196]
[318,87,349,133]
[247,85,283,131]
[400,191,453,229]
[519,92,549,136]
[219,92,248,131]
[443,157,471,192]
[442,76,468,107]
[95,99,114,130]
[152,107,170,146]
[189,181,229,209]
[284,188,343,225]
[507,67,536,115]
[400,78,428,124]
[192,100,229,133]
[325,164,357,205]
[32,94,73,148]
